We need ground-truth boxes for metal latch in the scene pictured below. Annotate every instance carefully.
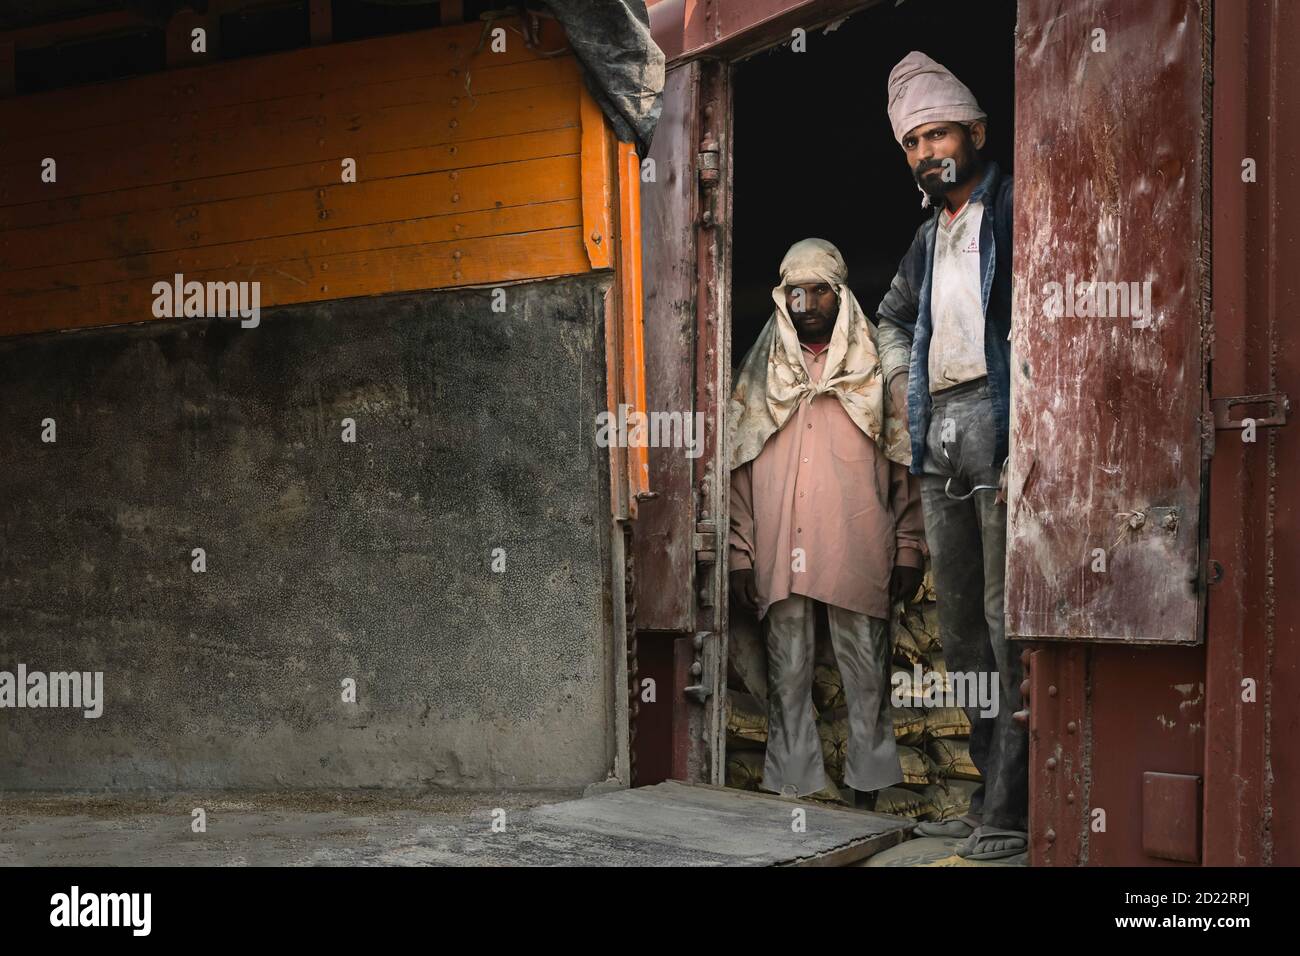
[1211,392,1290,430]
[683,631,713,704]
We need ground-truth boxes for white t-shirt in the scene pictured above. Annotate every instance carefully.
[928,200,987,392]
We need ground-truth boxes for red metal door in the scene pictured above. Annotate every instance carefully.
[1011,0,1213,866]
[1008,0,1210,647]
[633,59,731,784]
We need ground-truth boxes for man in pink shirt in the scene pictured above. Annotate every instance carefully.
[728,238,925,806]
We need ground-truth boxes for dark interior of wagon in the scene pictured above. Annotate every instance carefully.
[729,0,1016,366]
[723,0,1017,813]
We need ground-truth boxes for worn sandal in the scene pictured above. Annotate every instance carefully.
[915,815,978,838]
[957,826,1028,860]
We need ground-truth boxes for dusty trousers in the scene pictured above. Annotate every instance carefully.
[761,594,902,797]
[920,377,1028,831]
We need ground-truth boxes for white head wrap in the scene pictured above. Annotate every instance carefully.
[727,239,911,470]
[886,51,986,145]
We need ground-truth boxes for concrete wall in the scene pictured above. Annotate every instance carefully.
[0,274,615,791]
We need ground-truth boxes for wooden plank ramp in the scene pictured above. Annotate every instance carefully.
[468,781,914,867]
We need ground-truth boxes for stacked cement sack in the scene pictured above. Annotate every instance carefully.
[725,566,981,820]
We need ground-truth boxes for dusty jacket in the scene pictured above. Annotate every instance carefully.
[875,161,1014,474]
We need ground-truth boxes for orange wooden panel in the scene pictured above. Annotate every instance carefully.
[1,57,574,172]
[0,226,588,336]
[0,154,580,273]
[0,199,581,296]
[0,19,571,143]
[0,16,602,339]
[0,81,581,206]
[0,127,580,232]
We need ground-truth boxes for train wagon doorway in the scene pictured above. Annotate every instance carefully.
[722,0,1016,826]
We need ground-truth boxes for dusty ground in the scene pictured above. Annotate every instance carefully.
[0,787,1023,866]
[0,788,584,866]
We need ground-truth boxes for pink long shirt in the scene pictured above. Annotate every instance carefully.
[729,342,926,620]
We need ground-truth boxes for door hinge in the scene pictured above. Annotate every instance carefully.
[694,520,719,562]
[694,520,719,607]
[697,135,720,227]
[1210,392,1290,430]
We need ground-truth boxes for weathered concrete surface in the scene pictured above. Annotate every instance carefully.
[0,782,913,866]
[0,276,616,791]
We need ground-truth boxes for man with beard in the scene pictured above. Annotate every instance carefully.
[728,238,924,808]
[873,52,1028,860]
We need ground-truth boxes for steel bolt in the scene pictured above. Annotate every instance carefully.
[1045,828,1056,843]
[1046,757,1057,770]
[1048,685,1058,697]
[1067,720,1077,734]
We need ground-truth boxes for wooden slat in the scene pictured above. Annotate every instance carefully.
[0,19,569,143]
[0,127,580,232]
[0,198,581,296]
[617,140,650,501]
[0,81,581,206]
[0,57,574,172]
[579,85,612,268]
[0,226,588,336]
[0,11,155,52]
[0,153,580,273]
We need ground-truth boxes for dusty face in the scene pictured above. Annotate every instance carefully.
[902,120,985,199]
[785,281,839,342]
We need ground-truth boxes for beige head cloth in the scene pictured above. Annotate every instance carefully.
[886,51,986,145]
[727,239,911,471]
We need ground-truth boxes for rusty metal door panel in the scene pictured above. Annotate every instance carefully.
[1030,643,1205,865]
[634,62,701,632]
[650,0,883,64]
[1084,646,1205,865]
[1007,0,1209,644]
[632,59,730,783]
[1203,0,1300,866]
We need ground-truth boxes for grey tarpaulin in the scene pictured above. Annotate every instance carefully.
[537,0,665,155]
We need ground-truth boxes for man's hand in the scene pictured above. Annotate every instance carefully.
[891,563,924,605]
[887,372,910,432]
[730,568,760,615]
